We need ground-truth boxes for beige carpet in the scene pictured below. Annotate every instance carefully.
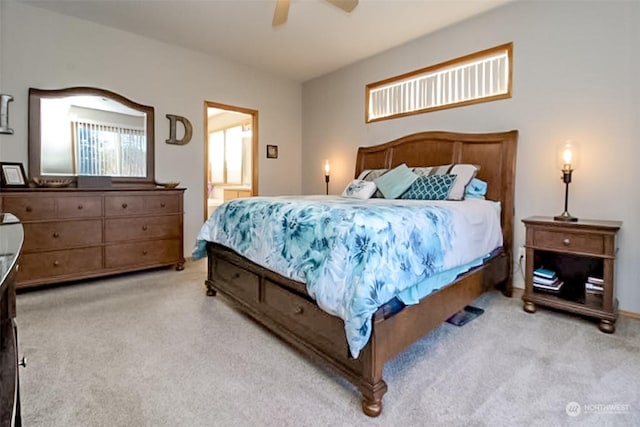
[15,259,640,426]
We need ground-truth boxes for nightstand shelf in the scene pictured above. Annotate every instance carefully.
[522,216,621,333]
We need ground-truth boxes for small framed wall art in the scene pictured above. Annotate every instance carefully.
[266,144,278,159]
[0,162,29,188]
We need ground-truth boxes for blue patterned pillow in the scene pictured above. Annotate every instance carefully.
[400,174,457,200]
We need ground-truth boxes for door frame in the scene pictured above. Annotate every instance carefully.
[203,100,259,221]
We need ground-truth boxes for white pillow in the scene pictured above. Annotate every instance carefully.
[341,179,377,199]
[356,169,388,198]
[412,164,479,200]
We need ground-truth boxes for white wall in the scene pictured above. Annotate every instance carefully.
[0,1,302,255]
[302,1,640,313]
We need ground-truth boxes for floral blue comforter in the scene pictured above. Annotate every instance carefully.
[194,196,502,357]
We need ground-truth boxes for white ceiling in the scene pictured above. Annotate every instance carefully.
[22,0,513,82]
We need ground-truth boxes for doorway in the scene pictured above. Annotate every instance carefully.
[204,101,258,220]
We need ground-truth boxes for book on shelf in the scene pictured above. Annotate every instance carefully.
[533,280,564,291]
[587,276,604,285]
[534,268,556,280]
[585,282,604,293]
[533,275,560,286]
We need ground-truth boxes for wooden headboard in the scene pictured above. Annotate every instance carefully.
[355,130,518,260]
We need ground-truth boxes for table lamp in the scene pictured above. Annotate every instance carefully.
[554,141,579,222]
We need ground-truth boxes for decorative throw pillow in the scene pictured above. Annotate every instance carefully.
[412,164,479,200]
[464,178,488,199]
[374,163,418,199]
[400,174,457,200]
[357,168,388,198]
[341,179,377,199]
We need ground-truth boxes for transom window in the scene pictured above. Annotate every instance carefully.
[366,43,513,123]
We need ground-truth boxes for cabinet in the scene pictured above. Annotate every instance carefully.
[0,213,24,426]
[223,188,251,202]
[522,216,622,332]
[0,188,185,289]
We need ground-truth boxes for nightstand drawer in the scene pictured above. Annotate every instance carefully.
[532,229,604,256]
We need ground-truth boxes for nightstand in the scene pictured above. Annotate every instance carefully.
[522,216,622,333]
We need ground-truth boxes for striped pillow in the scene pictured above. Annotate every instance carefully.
[357,168,388,198]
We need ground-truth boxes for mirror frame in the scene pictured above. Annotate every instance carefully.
[28,86,155,187]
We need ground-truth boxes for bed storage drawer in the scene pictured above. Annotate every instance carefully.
[211,260,259,303]
[263,280,348,354]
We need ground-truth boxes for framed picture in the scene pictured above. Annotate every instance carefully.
[266,144,278,159]
[0,162,28,188]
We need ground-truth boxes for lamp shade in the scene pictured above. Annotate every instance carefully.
[557,140,579,171]
[324,159,330,176]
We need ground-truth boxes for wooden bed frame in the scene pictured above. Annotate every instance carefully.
[205,130,518,416]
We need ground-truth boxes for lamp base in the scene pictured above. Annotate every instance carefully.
[554,211,578,222]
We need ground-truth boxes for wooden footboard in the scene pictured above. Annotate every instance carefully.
[206,242,510,416]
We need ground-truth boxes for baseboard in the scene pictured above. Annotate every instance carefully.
[619,310,640,320]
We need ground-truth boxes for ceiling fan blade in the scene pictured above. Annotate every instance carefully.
[326,0,358,13]
[273,0,290,27]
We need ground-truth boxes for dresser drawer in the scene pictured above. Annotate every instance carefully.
[105,215,181,242]
[105,239,181,269]
[104,196,145,216]
[532,229,605,256]
[105,194,181,216]
[18,247,104,282]
[263,280,347,352]
[56,196,102,218]
[211,260,259,303]
[143,194,181,214]
[22,220,103,251]
[2,197,56,221]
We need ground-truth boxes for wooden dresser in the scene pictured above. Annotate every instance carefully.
[0,188,185,289]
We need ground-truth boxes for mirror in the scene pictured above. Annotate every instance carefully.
[28,87,155,186]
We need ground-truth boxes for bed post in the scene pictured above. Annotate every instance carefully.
[205,246,217,296]
[358,336,387,417]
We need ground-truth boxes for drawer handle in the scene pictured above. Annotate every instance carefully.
[563,238,571,246]
[53,232,60,238]
[77,205,84,210]
[18,357,27,368]
[294,306,304,315]
[25,206,33,212]
[160,202,166,208]
[142,225,148,231]
[53,260,60,267]
[122,203,128,209]
[142,250,148,255]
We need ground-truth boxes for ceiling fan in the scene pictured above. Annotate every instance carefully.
[273,0,359,27]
